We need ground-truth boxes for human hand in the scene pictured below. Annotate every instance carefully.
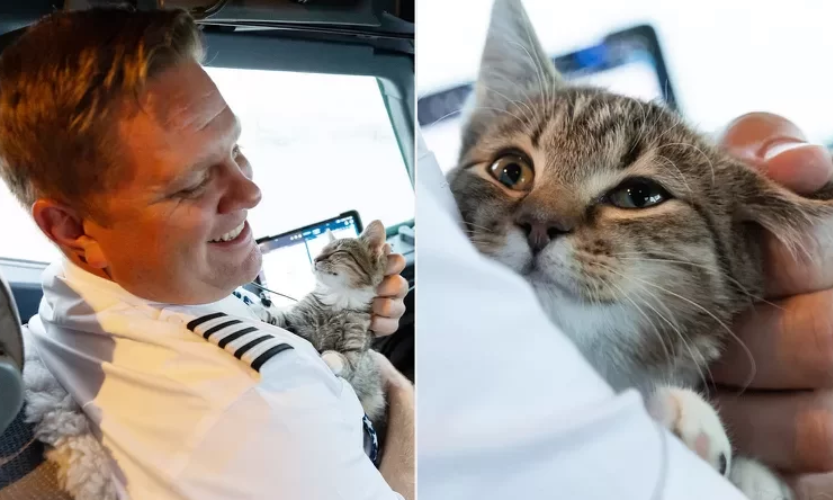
[710,112,833,496]
[368,350,412,394]
[371,244,408,336]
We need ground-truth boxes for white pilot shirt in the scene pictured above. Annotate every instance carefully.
[27,258,401,500]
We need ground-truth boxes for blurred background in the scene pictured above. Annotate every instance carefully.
[417,0,833,172]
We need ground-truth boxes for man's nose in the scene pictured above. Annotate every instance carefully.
[218,166,262,214]
[516,215,573,254]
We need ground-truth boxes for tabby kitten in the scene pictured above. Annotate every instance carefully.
[260,220,388,425]
[448,0,833,498]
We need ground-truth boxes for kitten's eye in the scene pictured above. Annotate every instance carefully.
[488,154,534,191]
[606,178,671,209]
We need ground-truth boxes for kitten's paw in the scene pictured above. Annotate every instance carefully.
[647,386,731,476]
[730,456,792,500]
[321,351,345,376]
[250,301,273,324]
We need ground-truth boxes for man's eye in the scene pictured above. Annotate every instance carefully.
[179,179,209,198]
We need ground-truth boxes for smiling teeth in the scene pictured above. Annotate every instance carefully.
[211,222,245,243]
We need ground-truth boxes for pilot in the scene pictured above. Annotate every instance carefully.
[0,8,412,500]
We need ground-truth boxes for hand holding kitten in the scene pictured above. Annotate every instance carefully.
[712,112,833,498]
[371,244,408,336]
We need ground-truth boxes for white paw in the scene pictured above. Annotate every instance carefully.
[730,456,793,500]
[321,351,345,376]
[250,302,272,323]
[647,386,731,476]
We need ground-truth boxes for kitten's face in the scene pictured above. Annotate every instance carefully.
[454,90,728,305]
[451,0,830,384]
[313,221,387,292]
[452,90,741,365]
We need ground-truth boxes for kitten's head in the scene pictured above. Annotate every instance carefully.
[451,0,832,379]
[313,220,388,293]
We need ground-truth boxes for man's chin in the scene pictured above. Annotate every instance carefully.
[200,245,262,301]
[237,245,263,285]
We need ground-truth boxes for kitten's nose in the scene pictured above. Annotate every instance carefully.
[517,216,571,253]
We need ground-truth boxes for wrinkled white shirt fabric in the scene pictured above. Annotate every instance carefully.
[27,258,402,500]
[415,129,746,499]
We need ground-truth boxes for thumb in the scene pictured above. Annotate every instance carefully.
[718,112,833,195]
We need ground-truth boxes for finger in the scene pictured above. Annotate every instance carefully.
[377,274,408,298]
[719,112,833,297]
[713,389,833,473]
[759,219,833,298]
[711,289,833,389]
[370,316,399,337]
[787,471,833,500]
[368,349,411,390]
[385,252,406,276]
[372,297,406,320]
[719,112,833,195]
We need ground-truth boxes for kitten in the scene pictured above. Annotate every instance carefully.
[259,220,388,425]
[447,0,833,498]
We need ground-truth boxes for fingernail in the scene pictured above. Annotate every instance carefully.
[758,139,833,194]
[760,138,812,161]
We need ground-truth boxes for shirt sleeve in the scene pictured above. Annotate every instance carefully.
[415,129,747,500]
[174,348,403,500]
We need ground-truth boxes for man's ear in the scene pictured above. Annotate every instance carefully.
[32,199,108,268]
[734,164,833,254]
[359,220,387,255]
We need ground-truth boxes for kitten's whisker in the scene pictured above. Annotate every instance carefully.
[655,154,693,196]
[650,118,683,148]
[617,271,757,394]
[594,261,710,391]
[478,84,536,126]
[606,278,675,364]
[599,262,718,394]
[462,221,498,233]
[612,253,780,310]
[424,105,526,129]
[423,108,466,128]
[475,105,528,127]
[657,142,716,187]
[639,288,714,394]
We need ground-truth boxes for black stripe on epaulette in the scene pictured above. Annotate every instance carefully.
[251,344,294,372]
[187,312,226,331]
[234,335,271,359]
[217,326,259,348]
[203,319,243,339]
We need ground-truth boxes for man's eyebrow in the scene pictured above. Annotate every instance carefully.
[185,114,243,173]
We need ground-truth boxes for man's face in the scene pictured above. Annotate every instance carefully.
[83,60,262,304]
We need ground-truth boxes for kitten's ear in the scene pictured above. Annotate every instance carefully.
[475,0,564,110]
[734,165,833,253]
[325,229,336,243]
[360,220,386,255]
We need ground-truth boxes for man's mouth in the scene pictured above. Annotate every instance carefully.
[209,221,246,243]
